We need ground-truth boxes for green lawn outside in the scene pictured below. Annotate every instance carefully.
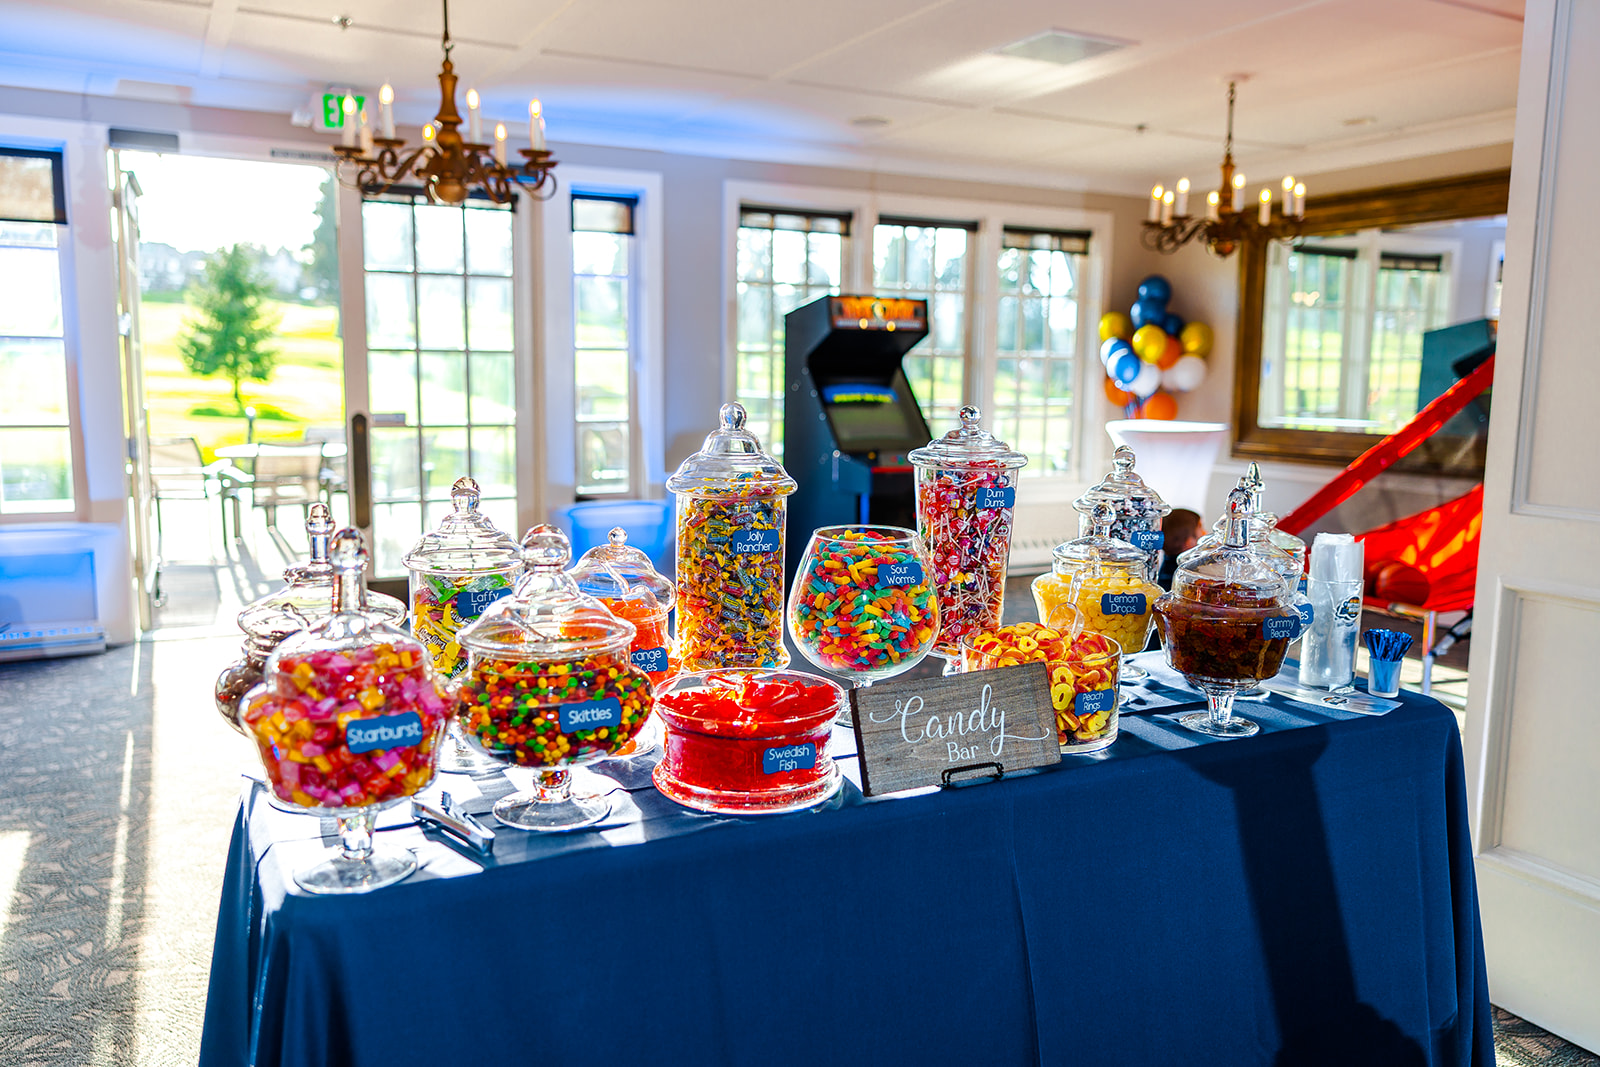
[140,299,345,462]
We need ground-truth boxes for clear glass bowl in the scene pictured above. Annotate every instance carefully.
[961,624,1122,753]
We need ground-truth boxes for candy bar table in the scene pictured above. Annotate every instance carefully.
[200,655,1492,1067]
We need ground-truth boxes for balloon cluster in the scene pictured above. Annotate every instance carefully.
[1098,275,1213,420]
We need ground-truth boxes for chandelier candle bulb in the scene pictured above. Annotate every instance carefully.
[423,123,435,142]
[494,123,507,166]
[1162,189,1175,225]
[466,88,481,142]
[358,109,373,155]
[530,99,545,150]
[1149,185,1163,222]
[1294,182,1306,217]
[1259,188,1272,225]
[341,92,357,147]
[1175,178,1190,217]
[1231,173,1247,212]
[378,83,395,138]
[1282,175,1295,197]
[1207,190,1220,221]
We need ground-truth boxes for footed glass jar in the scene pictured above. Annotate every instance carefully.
[1032,501,1161,671]
[1152,488,1300,739]
[908,406,1028,665]
[239,528,451,894]
[455,525,655,832]
[1074,445,1173,584]
[667,403,797,671]
[216,503,404,732]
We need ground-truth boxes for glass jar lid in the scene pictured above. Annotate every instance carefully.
[1051,501,1147,572]
[1169,488,1291,607]
[1193,464,1301,580]
[570,526,674,612]
[907,405,1028,471]
[237,503,404,642]
[457,524,637,660]
[267,527,420,666]
[666,403,798,496]
[402,477,522,575]
[1073,445,1173,519]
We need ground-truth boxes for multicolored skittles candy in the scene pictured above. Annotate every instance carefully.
[668,403,797,672]
[787,525,938,683]
[908,406,1028,661]
[455,654,653,767]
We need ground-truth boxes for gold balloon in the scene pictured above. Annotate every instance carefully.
[1099,311,1133,343]
[1132,324,1168,364]
[1180,321,1214,358]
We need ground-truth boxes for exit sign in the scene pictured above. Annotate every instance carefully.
[316,91,366,133]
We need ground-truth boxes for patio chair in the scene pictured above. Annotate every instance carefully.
[250,444,323,528]
[301,424,347,502]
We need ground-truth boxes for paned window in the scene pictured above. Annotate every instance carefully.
[0,148,73,514]
[994,228,1087,478]
[362,193,515,575]
[1274,247,1357,426]
[572,194,636,497]
[734,207,847,460]
[1367,254,1445,431]
[872,218,974,431]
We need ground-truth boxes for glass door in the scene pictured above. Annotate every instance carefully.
[354,192,518,578]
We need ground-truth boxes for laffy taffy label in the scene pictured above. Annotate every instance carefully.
[1130,529,1164,553]
[455,586,511,619]
[762,742,816,774]
[346,711,424,754]
[631,647,668,673]
[558,697,623,733]
[731,527,780,554]
[976,486,1016,510]
[878,560,924,588]
[1100,592,1147,615]
[1264,615,1300,640]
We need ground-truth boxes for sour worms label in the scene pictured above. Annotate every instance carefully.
[878,560,924,588]
[762,742,816,774]
[631,647,668,673]
[1076,689,1116,714]
[1100,592,1147,615]
[1264,615,1300,640]
[731,528,780,554]
[558,697,623,733]
[1130,529,1164,553]
[976,486,1016,510]
[345,712,424,754]
[455,586,511,619]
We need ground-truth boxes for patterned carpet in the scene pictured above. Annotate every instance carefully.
[0,628,1594,1065]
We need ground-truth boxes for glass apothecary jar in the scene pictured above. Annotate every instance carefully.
[960,623,1121,753]
[666,403,796,672]
[907,405,1028,664]
[239,528,452,893]
[1152,488,1300,739]
[216,503,405,732]
[1073,445,1173,583]
[1032,501,1161,670]
[455,525,655,832]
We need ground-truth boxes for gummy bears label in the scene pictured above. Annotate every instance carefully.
[878,560,924,588]
[345,712,424,754]
[1100,592,1147,615]
[455,586,511,619]
[762,742,816,774]
[976,486,1015,510]
[1076,689,1116,715]
[731,528,780,554]
[1130,529,1164,553]
[631,647,668,673]
[1264,615,1300,641]
[558,697,623,733]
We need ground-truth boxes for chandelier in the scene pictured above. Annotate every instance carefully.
[330,0,557,205]
[1140,81,1305,258]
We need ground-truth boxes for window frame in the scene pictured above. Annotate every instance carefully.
[571,191,640,498]
[722,182,1112,499]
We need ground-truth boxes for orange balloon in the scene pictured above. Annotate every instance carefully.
[1104,377,1136,406]
[1158,335,1183,370]
[1140,391,1179,420]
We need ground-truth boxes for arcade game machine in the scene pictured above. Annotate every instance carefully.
[782,295,932,580]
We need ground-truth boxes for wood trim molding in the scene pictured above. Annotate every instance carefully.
[1230,168,1512,468]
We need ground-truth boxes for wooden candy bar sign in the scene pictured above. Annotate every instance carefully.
[849,662,1059,797]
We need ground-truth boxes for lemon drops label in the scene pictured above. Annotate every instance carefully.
[849,662,1058,796]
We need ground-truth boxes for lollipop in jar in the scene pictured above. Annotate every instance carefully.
[239,528,451,894]
[455,525,655,832]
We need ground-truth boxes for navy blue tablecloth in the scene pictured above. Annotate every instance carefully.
[200,657,1492,1067]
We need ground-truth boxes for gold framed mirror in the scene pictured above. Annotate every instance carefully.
[1231,168,1510,472]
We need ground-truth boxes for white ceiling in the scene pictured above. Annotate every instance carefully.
[0,0,1523,193]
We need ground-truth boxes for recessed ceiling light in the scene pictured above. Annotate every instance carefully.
[995,29,1134,66]
[850,116,891,128]
[1343,115,1378,127]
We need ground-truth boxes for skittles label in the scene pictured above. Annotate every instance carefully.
[878,560,924,588]
[1264,615,1300,641]
[975,486,1016,510]
[762,742,816,774]
[345,711,425,754]
[1076,689,1116,715]
[455,586,512,619]
[631,646,669,673]
[732,527,780,554]
[1100,592,1147,615]
[558,696,623,733]
[1130,529,1164,553]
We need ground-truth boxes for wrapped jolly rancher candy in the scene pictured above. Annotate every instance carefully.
[908,406,1028,666]
[962,622,1121,752]
[668,403,797,671]
[455,524,655,832]
[240,527,451,894]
